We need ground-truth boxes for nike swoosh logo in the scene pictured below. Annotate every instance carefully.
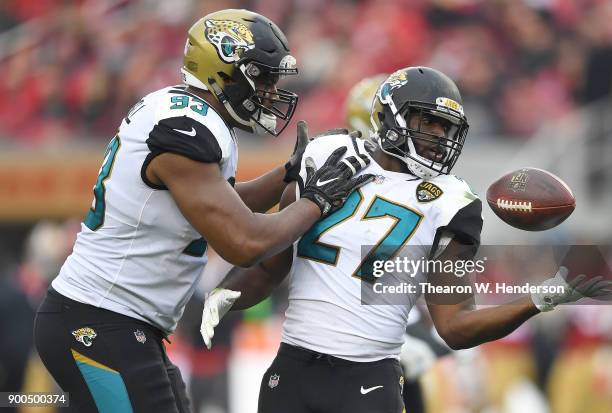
[316,177,337,187]
[360,385,383,395]
[173,127,197,136]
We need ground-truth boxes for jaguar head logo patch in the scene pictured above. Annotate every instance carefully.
[72,327,97,347]
[416,182,443,202]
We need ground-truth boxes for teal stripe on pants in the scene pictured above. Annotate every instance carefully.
[74,357,134,412]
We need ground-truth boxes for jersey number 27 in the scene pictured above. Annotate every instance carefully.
[297,190,423,281]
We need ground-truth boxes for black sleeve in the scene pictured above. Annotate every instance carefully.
[146,116,222,163]
[431,199,483,260]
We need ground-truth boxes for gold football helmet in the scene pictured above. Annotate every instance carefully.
[345,74,387,138]
[181,9,298,136]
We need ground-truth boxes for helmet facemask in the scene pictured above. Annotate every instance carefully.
[378,102,468,180]
[215,59,298,136]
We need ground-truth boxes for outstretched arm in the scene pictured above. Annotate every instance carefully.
[234,122,363,213]
[425,240,540,350]
[150,154,317,267]
[426,239,611,350]
[234,121,309,213]
[148,144,371,267]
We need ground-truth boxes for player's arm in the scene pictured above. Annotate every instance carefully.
[425,238,540,350]
[424,198,539,350]
[200,183,297,348]
[149,146,371,268]
[220,182,297,309]
[233,121,308,213]
[426,239,612,350]
[234,166,288,213]
[234,122,351,213]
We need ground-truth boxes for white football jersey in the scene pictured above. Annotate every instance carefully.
[281,135,481,361]
[52,85,238,333]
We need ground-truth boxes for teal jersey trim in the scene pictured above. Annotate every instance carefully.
[84,136,121,231]
[183,238,207,257]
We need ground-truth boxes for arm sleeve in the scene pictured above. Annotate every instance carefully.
[431,199,483,260]
[146,116,222,163]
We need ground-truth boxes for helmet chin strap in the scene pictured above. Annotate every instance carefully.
[182,70,253,129]
[375,133,439,180]
[252,111,277,135]
[207,77,253,129]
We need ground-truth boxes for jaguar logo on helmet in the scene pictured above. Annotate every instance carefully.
[378,70,408,102]
[204,19,255,63]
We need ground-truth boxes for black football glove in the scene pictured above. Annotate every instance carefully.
[301,146,374,217]
[284,121,363,183]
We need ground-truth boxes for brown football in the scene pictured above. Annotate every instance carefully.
[486,168,576,231]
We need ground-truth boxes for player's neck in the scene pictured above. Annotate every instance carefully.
[186,86,245,131]
[370,147,410,174]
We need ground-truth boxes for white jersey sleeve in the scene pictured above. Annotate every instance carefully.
[425,174,483,258]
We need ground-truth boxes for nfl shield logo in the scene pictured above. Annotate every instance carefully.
[268,374,280,389]
[134,330,147,344]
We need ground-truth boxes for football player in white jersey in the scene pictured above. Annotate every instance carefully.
[345,73,447,413]
[33,9,373,413]
[201,66,611,413]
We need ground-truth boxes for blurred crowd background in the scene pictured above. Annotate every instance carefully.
[1,0,612,144]
[1,0,611,413]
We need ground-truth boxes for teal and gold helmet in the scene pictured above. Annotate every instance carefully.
[345,74,388,138]
[181,9,298,136]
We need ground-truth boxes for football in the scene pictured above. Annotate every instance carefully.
[486,168,576,231]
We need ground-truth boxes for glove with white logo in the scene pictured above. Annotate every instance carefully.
[200,288,241,349]
[301,146,374,217]
[531,266,612,312]
[284,121,363,183]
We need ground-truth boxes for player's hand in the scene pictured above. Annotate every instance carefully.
[531,266,612,312]
[200,288,241,349]
[284,121,363,183]
[301,146,374,217]
[399,334,436,380]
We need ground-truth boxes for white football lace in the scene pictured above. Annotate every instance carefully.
[497,199,532,212]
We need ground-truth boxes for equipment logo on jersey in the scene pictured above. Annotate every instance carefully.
[205,19,255,63]
[416,181,443,202]
[134,330,147,344]
[268,374,280,389]
[72,327,97,347]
